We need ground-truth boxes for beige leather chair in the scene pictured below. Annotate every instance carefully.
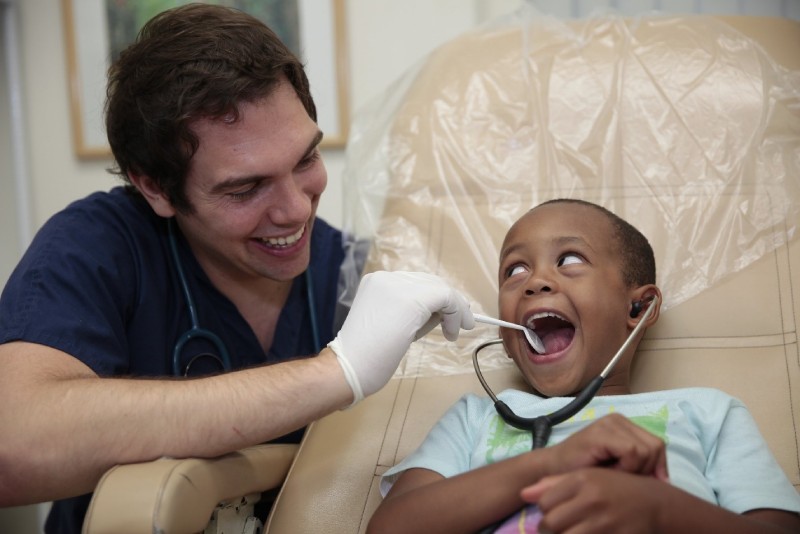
[264,13,800,534]
[82,444,297,533]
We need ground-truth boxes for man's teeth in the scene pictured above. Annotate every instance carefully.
[262,226,304,248]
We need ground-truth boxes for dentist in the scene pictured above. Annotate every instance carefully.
[0,5,473,533]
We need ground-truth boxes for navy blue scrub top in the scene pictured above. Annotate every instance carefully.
[0,187,346,534]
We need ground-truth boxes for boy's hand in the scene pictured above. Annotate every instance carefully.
[541,413,669,481]
[522,468,668,533]
[520,414,669,533]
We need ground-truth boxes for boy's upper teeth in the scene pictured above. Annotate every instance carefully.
[527,311,566,328]
[264,226,304,246]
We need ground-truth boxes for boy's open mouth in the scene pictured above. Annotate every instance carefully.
[526,312,575,355]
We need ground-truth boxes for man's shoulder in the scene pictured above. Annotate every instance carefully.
[41,187,162,247]
[57,187,155,228]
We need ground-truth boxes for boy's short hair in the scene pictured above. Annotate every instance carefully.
[538,199,656,287]
[105,3,316,213]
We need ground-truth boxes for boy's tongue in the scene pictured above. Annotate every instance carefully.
[540,327,574,354]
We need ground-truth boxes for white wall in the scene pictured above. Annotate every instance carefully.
[0,3,17,285]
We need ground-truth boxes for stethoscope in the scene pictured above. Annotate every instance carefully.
[167,218,321,376]
[472,295,659,450]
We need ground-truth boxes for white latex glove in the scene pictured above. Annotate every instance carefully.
[328,271,475,404]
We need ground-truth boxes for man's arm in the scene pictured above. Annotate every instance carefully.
[0,341,352,505]
[0,270,475,506]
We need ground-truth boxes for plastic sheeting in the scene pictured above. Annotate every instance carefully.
[338,6,800,377]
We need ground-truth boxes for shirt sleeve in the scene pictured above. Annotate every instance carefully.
[0,198,142,374]
[706,398,800,514]
[380,394,487,497]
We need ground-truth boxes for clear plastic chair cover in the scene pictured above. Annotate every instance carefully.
[337,6,800,377]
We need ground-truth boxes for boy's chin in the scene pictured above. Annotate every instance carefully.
[523,372,585,398]
[525,378,573,398]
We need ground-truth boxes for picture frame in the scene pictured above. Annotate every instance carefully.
[62,0,350,159]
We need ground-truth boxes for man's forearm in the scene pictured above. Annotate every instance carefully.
[0,342,352,505]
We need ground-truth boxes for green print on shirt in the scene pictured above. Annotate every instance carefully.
[484,404,670,464]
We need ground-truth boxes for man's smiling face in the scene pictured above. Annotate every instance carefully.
[497,202,638,397]
[171,79,327,289]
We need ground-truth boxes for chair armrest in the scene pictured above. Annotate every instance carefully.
[82,443,298,534]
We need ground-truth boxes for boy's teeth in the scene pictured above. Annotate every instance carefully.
[263,226,304,247]
[526,311,567,329]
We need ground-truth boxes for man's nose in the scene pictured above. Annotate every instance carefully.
[268,175,313,225]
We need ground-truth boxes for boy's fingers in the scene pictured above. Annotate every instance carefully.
[520,474,564,503]
[597,415,668,478]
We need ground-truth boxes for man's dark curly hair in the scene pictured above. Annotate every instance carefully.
[537,199,656,288]
[105,3,316,213]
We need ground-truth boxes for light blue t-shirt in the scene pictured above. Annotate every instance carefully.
[381,387,800,515]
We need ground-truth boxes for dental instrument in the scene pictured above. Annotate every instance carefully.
[474,313,545,354]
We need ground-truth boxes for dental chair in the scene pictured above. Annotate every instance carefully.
[82,444,297,533]
[264,11,800,534]
[83,11,800,534]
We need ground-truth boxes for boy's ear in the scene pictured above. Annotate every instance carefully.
[627,285,662,328]
[128,172,177,218]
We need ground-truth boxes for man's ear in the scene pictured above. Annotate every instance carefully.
[627,284,662,328]
[128,173,176,218]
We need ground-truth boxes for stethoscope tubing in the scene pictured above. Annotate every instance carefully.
[168,218,233,375]
[472,295,659,448]
[167,218,322,376]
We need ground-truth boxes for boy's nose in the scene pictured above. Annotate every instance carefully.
[524,278,553,295]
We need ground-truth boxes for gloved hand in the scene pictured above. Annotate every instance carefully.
[328,271,474,404]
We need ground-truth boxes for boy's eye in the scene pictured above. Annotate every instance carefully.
[506,264,528,278]
[558,253,584,267]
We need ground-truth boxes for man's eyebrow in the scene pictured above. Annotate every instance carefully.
[210,129,324,194]
[308,130,324,152]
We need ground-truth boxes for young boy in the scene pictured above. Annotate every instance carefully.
[368,199,800,533]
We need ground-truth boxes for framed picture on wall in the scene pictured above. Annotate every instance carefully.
[62,0,350,159]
